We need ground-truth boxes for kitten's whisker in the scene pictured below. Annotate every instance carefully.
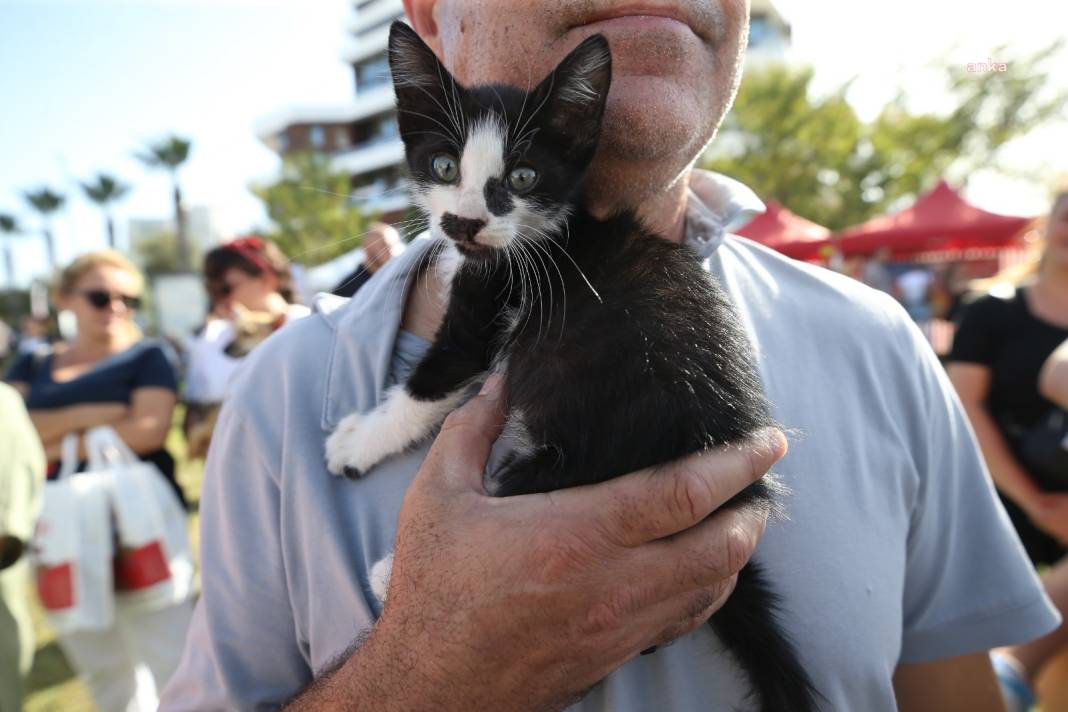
[287,222,412,261]
[434,63,465,144]
[515,239,547,346]
[403,129,463,146]
[394,77,464,142]
[511,62,535,145]
[516,229,569,342]
[517,230,568,342]
[541,223,602,304]
[514,72,555,149]
[397,107,462,147]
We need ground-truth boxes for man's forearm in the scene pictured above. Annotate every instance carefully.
[284,624,489,712]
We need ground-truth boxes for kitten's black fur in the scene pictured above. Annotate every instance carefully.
[388,22,819,712]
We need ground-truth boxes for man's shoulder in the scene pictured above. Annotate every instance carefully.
[719,235,910,336]
[227,301,340,408]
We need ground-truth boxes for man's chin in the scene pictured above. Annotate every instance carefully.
[598,79,711,164]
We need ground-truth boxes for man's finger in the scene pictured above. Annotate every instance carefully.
[557,428,786,547]
[417,373,508,493]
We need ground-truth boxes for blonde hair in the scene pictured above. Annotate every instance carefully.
[56,249,145,298]
[969,187,1068,292]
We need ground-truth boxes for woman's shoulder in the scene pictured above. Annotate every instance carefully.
[958,286,1020,320]
[123,338,180,378]
[4,344,53,384]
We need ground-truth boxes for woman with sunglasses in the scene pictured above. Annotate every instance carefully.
[3,249,191,712]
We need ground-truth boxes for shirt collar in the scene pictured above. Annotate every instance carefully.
[684,169,765,259]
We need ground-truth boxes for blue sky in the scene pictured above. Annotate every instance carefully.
[1,0,1066,287]
[0,0,352,285]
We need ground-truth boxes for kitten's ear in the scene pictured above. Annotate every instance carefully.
[388,22,462,143]
[533,34,612,154]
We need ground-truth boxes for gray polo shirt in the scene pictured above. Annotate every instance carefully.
[162,172,1059,711]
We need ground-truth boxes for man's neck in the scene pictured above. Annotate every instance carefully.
[585,165,691,244]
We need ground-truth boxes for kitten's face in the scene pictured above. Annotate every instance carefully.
[389,23,611,261]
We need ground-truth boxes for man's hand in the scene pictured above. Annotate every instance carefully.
[290,374,783,712]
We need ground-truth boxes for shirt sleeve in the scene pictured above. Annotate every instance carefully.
[4,352,36,385]
[947,294,1004,366]
[0,383,45,544]
[898,315,1061,663]
[134,341,179,392]
[159,396,312,710]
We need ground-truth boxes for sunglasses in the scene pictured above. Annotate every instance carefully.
[79,289,142,311]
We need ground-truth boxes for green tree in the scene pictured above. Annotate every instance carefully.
[0,213,22,288]
[252,152,368,266]
[137,135,192,270]
[131,229,183,276]
[22,187,65,270]
[703,40,1068,231]
[81,173,131,249]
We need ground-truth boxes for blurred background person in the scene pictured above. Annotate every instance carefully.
[948,189,1068,710]
[330,222,404,298]
[15,315,52,357]
[183,236,309,457]
[861,246,894,294]
[894,263,935,322]
[3,249,190,712]
[0,382,45,712]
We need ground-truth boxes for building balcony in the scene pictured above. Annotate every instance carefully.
[255,84,397,149]
[343,18,402,65]
[351,177,411,215]
[333,138,406,179]
[350,0,404,37]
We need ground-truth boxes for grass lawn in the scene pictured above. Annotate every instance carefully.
[23,411,205,712]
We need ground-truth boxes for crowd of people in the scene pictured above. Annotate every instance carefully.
[0,228,401,711]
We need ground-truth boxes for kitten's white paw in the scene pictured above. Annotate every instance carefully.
[325,411,383,477]
[369,553,394,603]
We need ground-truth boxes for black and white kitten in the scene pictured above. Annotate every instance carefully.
[325,21,819,712]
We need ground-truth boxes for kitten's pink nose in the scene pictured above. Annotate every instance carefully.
[441,213,486,243]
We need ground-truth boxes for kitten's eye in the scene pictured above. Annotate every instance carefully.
[508,166,538,193]
[431,154,459,183]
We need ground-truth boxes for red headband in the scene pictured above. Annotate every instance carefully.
[223,236,273,276]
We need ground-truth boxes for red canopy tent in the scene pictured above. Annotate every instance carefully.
[823,181,1034,260]
[735,199,831,260]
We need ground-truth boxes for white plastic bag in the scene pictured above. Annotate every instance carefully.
[31,434,115,633]
[84,426,195,613]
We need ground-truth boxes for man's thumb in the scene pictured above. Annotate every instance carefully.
[419,373,508,493]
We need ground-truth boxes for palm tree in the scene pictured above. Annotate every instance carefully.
[0,213,21,288]
[22,187,65,271]
[81,173,131,249]
[138,135,192,271]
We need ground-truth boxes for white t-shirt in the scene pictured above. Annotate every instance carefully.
[896,269,934,307]
[183,304,311,403]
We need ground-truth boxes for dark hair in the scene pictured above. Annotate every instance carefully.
[203,236,297,304]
